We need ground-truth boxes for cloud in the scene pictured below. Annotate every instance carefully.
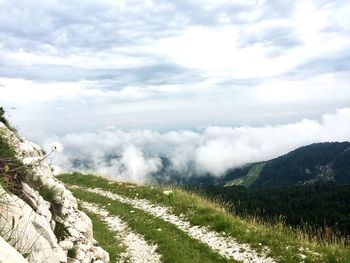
[45,108,350,183]
[121,146,162,183]
[1,0,350,170]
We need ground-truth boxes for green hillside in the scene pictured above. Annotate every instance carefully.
[58,173,350,263]
[252,142,350,187]
[218,142,350,188]
[225,163,266,187]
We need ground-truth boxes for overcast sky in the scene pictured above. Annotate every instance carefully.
[1,0,350,180]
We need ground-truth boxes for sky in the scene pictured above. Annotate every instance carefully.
[1,0,350,181]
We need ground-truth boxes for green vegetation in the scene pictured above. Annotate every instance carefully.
[69,187,233,263]
[199,183,350,236]
[0,107,17,133]
[81,207,125,263]
[53,221,68,242]
[59,173,350,262]
[38,185,58,203]
[0,133,29,196]
[67,246,78,258]
[252,142,350,187]
[225,163,265,187]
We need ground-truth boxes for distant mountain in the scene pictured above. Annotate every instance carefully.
[251,142,350,188]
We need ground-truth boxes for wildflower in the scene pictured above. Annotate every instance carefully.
[51,141,64,153]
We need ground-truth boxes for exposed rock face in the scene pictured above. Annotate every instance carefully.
[0,186,66,263]
[0,236,28,263]
[0,122,109,263]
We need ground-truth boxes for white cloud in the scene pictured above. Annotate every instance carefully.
[1,0,350,180]
[253,73,350,104]
[0,78,100,103]
[121,146,162,183]
[46,108,350,182]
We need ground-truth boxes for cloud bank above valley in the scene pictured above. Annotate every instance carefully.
[1,1,349,183]
[1,0,350,135]
[45,108,350,183]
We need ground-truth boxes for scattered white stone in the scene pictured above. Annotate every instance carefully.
[71,185,275,263]
[163,190,173,196]
[80,201,162,263]
[312,251,321,257]
[59,240,74,250]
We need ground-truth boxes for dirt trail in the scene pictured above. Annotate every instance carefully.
[80,201,162,263]
[72,185,275,263]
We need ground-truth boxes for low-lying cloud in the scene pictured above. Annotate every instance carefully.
[45,108,350,183]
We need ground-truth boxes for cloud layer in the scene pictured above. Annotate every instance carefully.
[1,0,350,135]
[45,108,350,183]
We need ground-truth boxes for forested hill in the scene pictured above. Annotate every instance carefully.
[220,141,350,188]
[251,141,350,187]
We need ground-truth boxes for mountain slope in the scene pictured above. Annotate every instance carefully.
[252,142,350,187]
[214,142,350,188]
[58,173,350,263]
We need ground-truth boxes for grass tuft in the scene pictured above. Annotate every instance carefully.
[67,246,78,258]
[54,221,68,242]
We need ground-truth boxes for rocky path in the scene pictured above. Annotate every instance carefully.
[80,200,162,263]
[70,185,275,263]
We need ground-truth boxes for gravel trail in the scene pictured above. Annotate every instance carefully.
[71,185,275,263]
[80,201,162,263]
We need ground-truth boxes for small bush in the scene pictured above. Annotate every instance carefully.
[67,246,78,258]
[0,107,17,134]
[39,185,58,204]
[54,222,68,242]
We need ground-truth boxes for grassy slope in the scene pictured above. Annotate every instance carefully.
[58,173,350,263]
[225,163,265,187]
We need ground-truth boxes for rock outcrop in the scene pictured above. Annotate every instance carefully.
[0,122,109,263]
[0,236,28,263]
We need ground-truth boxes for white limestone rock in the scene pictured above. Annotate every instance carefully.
[59,240,74,250]
[0,122,110,263]
[0,186,66,263]
[21,182,52,223]
[0,236,29,263]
